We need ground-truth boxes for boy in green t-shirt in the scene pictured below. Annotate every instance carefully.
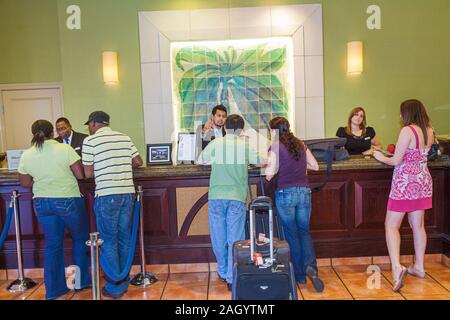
[197,114,263,290]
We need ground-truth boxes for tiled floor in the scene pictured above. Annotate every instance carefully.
[0,259,448,300]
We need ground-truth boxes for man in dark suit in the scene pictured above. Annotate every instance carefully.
[196,105,227,150]
[55,117,88,157]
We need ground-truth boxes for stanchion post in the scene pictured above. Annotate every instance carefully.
[7,191,37,292]
[130,185,157,287]
[86,232,103,300]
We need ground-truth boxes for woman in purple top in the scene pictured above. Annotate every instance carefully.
[265,117,324,292]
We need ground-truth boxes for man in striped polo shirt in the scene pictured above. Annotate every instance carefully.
[82,111,143,299]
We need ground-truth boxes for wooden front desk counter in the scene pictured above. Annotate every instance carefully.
[0,156,449,268]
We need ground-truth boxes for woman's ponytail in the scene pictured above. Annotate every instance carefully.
[269,117,306,161]
[31,120,54,150]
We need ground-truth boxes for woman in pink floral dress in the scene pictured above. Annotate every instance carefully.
[374,99,434,292]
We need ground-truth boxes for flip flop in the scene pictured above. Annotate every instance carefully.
[407,266,426,279]
[393,266,408,292]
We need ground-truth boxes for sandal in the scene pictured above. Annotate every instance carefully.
[407,266,426,279]
[392,266,408,292]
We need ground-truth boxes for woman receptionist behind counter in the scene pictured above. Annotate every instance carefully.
[336,107,382,155]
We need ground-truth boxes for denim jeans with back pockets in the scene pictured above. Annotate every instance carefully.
[275,186,318,282]
[33,197,91,300]
[208,199,246,284]
[94,193,134,295]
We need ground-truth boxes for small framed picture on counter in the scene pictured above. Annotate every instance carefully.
[6,149,25,171]
[177,132,198,164]
[147,143,172,165]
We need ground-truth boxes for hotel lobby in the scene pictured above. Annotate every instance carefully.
[0,0,449,302]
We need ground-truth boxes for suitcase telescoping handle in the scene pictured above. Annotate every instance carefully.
[249,196,275,264]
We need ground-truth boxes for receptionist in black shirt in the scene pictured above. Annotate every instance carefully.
[336,107,382,155]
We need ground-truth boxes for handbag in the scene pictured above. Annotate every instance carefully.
[304,138,348,192]
[427,129,439,161]
[334,148,350,161]
[305,138,349,162]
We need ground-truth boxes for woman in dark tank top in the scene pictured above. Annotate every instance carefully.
[336,107,382,155]
[265,117,324,292]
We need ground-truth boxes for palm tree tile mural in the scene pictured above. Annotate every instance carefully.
[171,38,294,131]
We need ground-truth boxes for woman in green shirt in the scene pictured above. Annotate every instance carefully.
[18,120,90,299]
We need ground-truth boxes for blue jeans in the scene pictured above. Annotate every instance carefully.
[94,193,134,295]
[208,200,246,284]
[275,187,318,282]
[33,197,91,300]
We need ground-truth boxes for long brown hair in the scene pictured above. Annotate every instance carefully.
[400,99,431,145]
[31,120,54,150]
[345,107,367,136]
[269,117,305,160]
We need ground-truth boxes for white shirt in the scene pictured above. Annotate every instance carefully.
[213,125,223,138]
[63,131,74,145]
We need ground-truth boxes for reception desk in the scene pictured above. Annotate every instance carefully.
[0,156,449,269]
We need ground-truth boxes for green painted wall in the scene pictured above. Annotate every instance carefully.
[56,0,145,155]
[323,0,450,145]
[1,0,449,157]
[0,0,62,83]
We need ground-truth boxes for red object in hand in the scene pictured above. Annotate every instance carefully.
[387,144,396,154]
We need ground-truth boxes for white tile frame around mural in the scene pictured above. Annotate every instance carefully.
[138,4,325,146]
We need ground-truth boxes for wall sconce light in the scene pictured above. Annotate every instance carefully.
[347,41,363,75]
[102,51,119,84]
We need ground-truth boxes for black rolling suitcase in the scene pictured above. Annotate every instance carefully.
[245,176,285,240]
[232,196,297,300]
